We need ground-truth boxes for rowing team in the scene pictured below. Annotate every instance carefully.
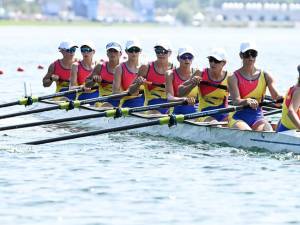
[42,39,300,133]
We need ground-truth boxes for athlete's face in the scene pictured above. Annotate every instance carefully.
[208,57,226,71]
[179,53,193,67]
[155,47,170,60]
[241,50,257,65]
[107,49,121,61]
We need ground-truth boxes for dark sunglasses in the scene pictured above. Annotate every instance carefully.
[127,47,141,53]
[155,47,168,55]
[242,50,257,58]
[180,54,193,61]
[107,48,119,53]
[208,57,222,64]
[65,47,77,53]
[80,47,93,53]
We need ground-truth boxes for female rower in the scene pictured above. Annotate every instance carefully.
[69,41,97,100]
[112,39,144,108]
[128,40,173,113]
[179,48,229,122]
[85,41,122,107]
[228,41,282,131]
[276,65,300,132]
[42,41,78,100]
[165,46,197,114]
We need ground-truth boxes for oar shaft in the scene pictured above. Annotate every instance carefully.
[80,92,129,105]
[0,112,106,131]
[0,101,20,108]
[26,120,159,145]
[0,105,59,120]
[129,100,186,113]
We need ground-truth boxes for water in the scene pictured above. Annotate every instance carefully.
[0,25,300,225]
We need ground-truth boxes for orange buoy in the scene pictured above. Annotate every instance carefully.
[0,70,3,75]
[37,65,44,69]
[17,67,24,72]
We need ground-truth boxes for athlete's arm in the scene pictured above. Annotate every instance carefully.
[69,63,79,89]
[85,64,102,88]
[128,64,148,95]
[43,63,58,87]
[112,64,122,94]
[178,69,201,97]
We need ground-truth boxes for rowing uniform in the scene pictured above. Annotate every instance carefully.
[276,86,300,132]
[172,68,198,114]
[228,70,267,128]
[76,61,98,100]
[97,62,119,107]
[53,59,75,100]
[119,62,144,108]
[198,68,229,121]
[143,62,172,114]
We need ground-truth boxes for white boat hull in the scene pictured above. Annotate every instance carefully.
[32,101,300,153]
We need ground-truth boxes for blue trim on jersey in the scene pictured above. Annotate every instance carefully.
[148,98,168,114]
[232,107,264,127]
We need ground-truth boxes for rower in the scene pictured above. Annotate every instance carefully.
[179,48,229,121]
[42,41,78,100]
[112,39,144,108]
[128,40,173,114]
[276,65,300,132]
[165,46,197,114]
[84,41,122,107]
[228,41,282,131]
[69,41,97,100]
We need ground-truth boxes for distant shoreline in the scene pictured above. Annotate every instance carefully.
[0,19,298,28]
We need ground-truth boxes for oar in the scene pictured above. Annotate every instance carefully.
[0,100,188,131]
[0,87,86,108]
[0,92,129,120]
[25,105,246,145]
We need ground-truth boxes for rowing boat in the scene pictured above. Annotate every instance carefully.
[29,99,300,153]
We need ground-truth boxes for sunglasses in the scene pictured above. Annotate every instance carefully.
[64,47,77,53]
[107,48,119,53]
[242,50,258,58]
[208,57,222,64]
[80,47,93,53]
[127,47,141,53]
[180,54,193,61]
[155,47,169,55]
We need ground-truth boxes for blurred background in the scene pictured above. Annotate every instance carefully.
[1,0,300,27]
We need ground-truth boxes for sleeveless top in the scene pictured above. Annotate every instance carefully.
[198,68,228,111]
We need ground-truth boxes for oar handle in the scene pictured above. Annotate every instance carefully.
[0,101,20,108]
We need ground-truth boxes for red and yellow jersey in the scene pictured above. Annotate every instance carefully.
[234,69,267,102]
[77,61,93,85]
[198,68,228,111]
[121,62,137,91]
[280,86,300,129]
[172,68,198,98]
[143,62,168,103]
[98,62,114,96]
[53,59,71,92]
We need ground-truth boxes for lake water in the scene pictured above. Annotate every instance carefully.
[0,25,300,225]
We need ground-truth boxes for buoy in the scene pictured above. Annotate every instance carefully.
[17,67,24,72]
[0,70,3,75]
[37,65,44,69]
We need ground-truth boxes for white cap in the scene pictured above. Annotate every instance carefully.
[240,41,257,53]
[208,48,227,61]
[154,39,172,51]
[106,41,122,52]
[81,40,96,50]
[58,41,78,50]
[178,46,195,57]
[125,39,142,50]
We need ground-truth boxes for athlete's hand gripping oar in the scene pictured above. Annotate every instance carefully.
[25,105,247,145]
[0,86,91,108]
[0,100,188,131]
[0,92,129,120]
